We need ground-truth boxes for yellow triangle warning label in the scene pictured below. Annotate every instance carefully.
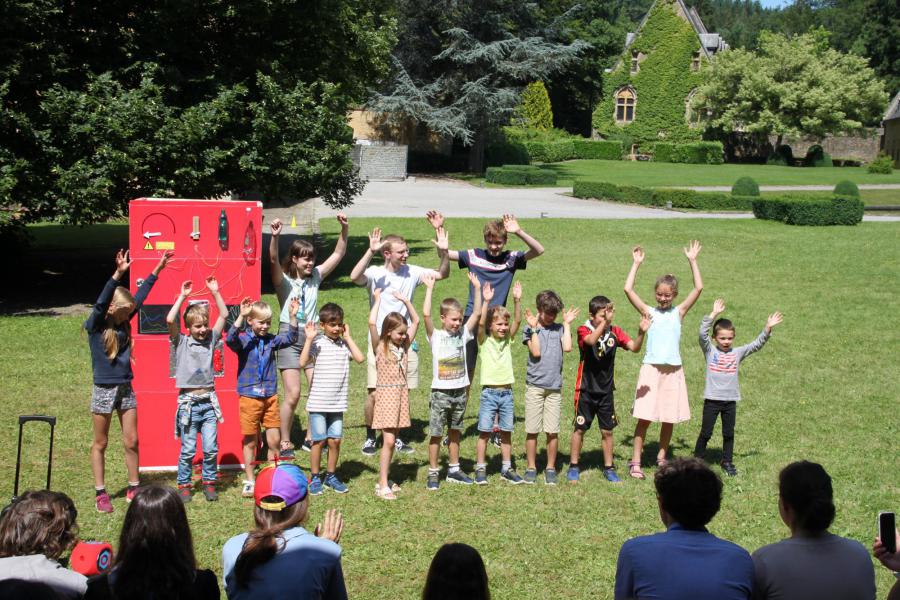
[144,241,153,250]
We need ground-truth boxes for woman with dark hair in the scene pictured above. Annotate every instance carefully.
[0,490,86,598]
[422,543,490,600]
[221,463,345,599]
[752,461,875,600]
[85,485,218,599]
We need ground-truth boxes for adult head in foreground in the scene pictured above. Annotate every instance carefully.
[422,542,490,600]
[222,463,346,600]
[752,460,875,600]
[614,457,753,600]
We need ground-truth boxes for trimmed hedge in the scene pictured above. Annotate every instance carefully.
[833,180,859,197]
[573,180,754,210]
[572,140,624,160]
[653,143,676,163]
[486,165,557,185]
[485,142,530,167]
[652,141,724,164]
[732,176,760,197]
[805,144,833,168]
[752,195,863,225]
[523,141,576,163]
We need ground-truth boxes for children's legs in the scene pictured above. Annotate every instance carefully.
[264,428,280,461]
[199,406,218,482]
[658,423,673,461]
[500,431,512,463]
[176,414,198,485]
[278,368,301,444]
[601,429,614,468]
[631,419,651,464]
[118,408,139,483]
[448,429,461,465]
[428,436,441,469]
[379,429,396,489]
[693,399,719,458]
[569,428,584,466]
[476,433,489,464]
[546,433,558,470]
[721,403,737,463]
[525,433,538,470]
[364,390,376,431]
[242,435,258,481]
[326,438,340,473]
[91,413,113,488]
[310,440,324,475]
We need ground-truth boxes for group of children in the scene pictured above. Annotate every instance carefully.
[85,211,782,510]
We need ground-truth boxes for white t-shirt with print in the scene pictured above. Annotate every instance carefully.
[428,328,473,389]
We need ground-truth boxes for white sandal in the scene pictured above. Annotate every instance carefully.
[375,486,397,500]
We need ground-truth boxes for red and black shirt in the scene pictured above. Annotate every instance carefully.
[575,321,632,397]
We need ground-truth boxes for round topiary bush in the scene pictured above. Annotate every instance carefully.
[731,176,760,197]
[805,144,833,168]
[833,180,860,197]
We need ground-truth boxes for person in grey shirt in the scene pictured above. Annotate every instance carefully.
[693,298,782,476]
[752,461,875,600]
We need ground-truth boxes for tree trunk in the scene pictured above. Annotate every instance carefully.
[468,129,486,173]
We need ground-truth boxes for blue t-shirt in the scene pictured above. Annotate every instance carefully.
[457,248,526,317]
[615,523,754,600]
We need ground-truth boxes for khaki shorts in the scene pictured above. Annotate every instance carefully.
[239,395,280,435]
[366,339,418,390]
[524,384,561,434]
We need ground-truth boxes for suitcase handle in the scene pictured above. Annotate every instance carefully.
[18,415,57,426]
[13,415,56,499]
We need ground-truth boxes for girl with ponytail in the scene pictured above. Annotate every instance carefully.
[751,461,875,599]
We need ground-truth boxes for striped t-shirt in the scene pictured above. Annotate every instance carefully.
[305,335,351,412]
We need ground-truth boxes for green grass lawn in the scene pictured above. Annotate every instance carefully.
[2,217,899,598]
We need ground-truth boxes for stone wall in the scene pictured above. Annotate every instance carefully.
[352,143,408,181]
[771,132,880,163]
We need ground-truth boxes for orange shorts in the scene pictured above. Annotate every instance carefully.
[239,395,280,436]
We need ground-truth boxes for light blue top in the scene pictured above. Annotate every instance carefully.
[276,267,322,325]
[643,306,682,366]
[222,525,346,600]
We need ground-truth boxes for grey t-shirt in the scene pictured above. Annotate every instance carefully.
[699,316,770,401]
[751,533,875,600]
[522,323,564,390]
[173,333,216,389]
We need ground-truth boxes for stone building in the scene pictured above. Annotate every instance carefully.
[882,92,900,167]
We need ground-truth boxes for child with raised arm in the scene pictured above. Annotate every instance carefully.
[567,297,649,484]
[693,299,782,476]
[368,288,420,500]
[269,214,349,459]
[521,291,578,485]
[474,282,524,485]
[299,303,365,495]
[422,272,483,491]
[623,241,703,480]
[226,297,299,497]
[166,276,228,503]
[85,249,172,513]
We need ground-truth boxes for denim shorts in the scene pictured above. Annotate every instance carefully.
[477,387,514,432]
[308,411,343,441]
[429,388,467,436]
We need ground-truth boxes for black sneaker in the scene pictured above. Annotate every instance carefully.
[394,438,415,454]
[489,431,501,448]
[426,471,440,491]
[361,438,377,457]
[721,462,738,477]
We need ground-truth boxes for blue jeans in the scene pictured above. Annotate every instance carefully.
[477,387,514,432]
[177,402,219,484]
[308,412,344,441]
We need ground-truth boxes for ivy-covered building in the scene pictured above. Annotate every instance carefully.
[593,0,728,149]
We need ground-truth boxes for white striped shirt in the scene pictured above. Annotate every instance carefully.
[305,335,351,412]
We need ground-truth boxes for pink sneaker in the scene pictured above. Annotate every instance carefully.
[126,486,139,503]
[95,492,113,513]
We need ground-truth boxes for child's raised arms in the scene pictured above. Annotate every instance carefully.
[166,280,193,341]
[560,306,579,353]
[676,240,703,319]
[623,245,650,315]
[315,213,349,279]
[421,274,436,338]
[765,311,783,334]
[207,276,229,337]
[298,320,319,369]
[391,290,420,344]
[465,272,483,334]
[113,249,132,280]
[524,308,541,358]
[268,218,285,287]
[368,287,383,347]
[510,280,523,337]
[478,283,495,343]
[709,298,726,319]
[151,250,175,276]
[341,322,366,363]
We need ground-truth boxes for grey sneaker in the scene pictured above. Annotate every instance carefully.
[523,468,537,484]
[544,469,558,486]
[501,468,524,485]
[361,438,377,457]
[395,438,415,454]
[446,470,474,485]
[426,471,440,491]
[474,466,488,485]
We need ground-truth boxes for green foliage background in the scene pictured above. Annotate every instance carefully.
[515,82,554,130]
[593,0,705,147]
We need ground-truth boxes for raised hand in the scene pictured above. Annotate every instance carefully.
[425,210,444,229]
[341,322,351,338]
[239,297,253,317]
[712,298,726,316]
[524,308,539,330]
[270,218,283,236]
[288,297,300,317]
[432,226,449,252]
[336,213,348,228]
[562,307,580,325]
[179,280,193,296]
[206,276,219,294]
[482,282,495,303]
[422,274,436,289]
[368,228,384,254]
[766,311,783,330]
[304,320,318,339]
[391,290,406,302]
[372,286,383,299]
[314,508,344,543]
[154,250,175,274]
[511,280,522,302]
[684,239,702,261]
[114,249,132,276]
[639,312,652,333]
[632,246,645,265]
[467,272,481,289]
[502,214,520,234]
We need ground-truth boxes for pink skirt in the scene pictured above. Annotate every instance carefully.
[632,364,690,423]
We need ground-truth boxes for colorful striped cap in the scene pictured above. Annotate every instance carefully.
[254,463,308,511]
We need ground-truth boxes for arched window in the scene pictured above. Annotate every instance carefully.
[615,88,636,124]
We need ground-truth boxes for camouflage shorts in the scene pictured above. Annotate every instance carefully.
[428,388,467,437]
[91,382,137,414]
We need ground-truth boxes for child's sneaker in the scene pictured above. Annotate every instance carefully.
[324,474,349,494]
[474,466,488,485]
[95,492,113,514]
[361,437,377,457]
[490,431,501,448]
[721,462,738,477]
[523,468,537,484]
[178,484,193,503]
[201,482,218,501]
[603,467,623,484]
[300,439,312,453]
[395,438,415,454]
[241,480,255,498]
[501,469,524,485]
[309,475,324,496]
[446,471,473,485]
[544,469,558,486]
[567,465,580,483]
[426,471,440,491]
[279,441,296,460]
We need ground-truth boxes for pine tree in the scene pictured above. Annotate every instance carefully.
[514,82,553,130]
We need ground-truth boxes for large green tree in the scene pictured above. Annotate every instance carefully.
[698,30,887,147]
[0,0,395,224]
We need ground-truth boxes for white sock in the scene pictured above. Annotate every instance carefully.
[502,461,512,474]
[448,463,460,474]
